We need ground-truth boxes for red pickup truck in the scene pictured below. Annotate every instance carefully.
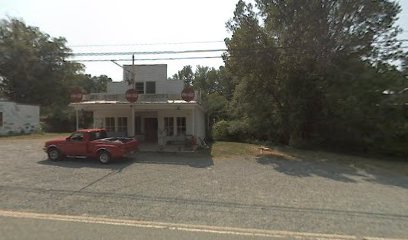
[43,129,139,164]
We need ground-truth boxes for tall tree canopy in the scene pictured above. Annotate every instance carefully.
[0,18,114,132]
[171,65,233,125]
[224,0,407,153]
[74,74,112,93]
[0,18,84,106]
[169,65,194,86]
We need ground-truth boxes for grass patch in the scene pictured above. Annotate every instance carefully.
[210,141,259,159]
[0,132,70,140]
[209,141,407,175]
[210,141,298,160]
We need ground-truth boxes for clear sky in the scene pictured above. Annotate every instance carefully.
[1,0,407,81]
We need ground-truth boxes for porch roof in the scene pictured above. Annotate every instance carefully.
[69,100,205,112]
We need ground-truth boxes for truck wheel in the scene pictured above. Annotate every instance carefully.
[47,148,61,161]
[98,150,111,164]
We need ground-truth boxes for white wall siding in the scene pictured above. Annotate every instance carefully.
[0,101,40,135]
[93,108,131,136]
[194,107,206,142]
[158,109,192,145]
[123,64,166,85]
[106,64,183,95]
[107,81,130,94]
[107,79,183,95]
[157,79,184,95]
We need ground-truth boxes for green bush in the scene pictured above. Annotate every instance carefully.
[212,119,251,141]
[227,120,251,141]
[212,120,230,141]
[42,106,76,132]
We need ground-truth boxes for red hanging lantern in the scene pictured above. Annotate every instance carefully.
[126,89,138,103]
[181,87,195,102]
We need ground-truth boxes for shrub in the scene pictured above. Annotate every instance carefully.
[212,119,252,142]
[212,120,230,141]
[226,119,251,141]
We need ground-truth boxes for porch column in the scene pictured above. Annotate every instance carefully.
[75,109,79,130]
[192,107,195,136]
[93,111,96,128]
[130,104,135,137]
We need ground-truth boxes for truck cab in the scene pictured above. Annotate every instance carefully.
[44,129,139,164]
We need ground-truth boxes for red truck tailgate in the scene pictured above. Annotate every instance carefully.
[123,139,139,153]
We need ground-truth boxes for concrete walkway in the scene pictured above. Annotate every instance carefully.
[138,143,196,152]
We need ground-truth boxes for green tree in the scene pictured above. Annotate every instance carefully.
[0,18,115,132]
[169,65,194,86]
[0,18,83,107]
[173,65,233,129]
[75,74,112,93]
[225,0,407,149]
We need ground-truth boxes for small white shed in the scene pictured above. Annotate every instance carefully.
[0,100,40,135]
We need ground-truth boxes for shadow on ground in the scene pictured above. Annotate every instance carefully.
[134,151,213,168]
[38,151,214,169]
[256,148,408,189]
[37,157,134,171]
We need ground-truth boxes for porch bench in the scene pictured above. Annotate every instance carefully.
[166,140,186,145]
[166,135,195,147]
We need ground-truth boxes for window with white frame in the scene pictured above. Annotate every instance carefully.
[176,117,186,136]
[146,81,156,94]
[117,117,128,133]
[135,82,144,94]
[105,117,115,132]
[164,117,174,136]
[118,117,127,133]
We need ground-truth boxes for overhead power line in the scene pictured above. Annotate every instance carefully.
[69,40,225,48]
[68,39,408,48]
[69,40,408,62]
[72,49,227,56]
[71,39,408,57]
[69,39,408,49]
[73,56,223,62]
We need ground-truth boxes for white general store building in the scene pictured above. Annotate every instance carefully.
[71,64,206,147]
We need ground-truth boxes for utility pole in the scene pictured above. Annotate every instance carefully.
[132,54,135,89]
[131,54,135,138]
[110,56,136,89]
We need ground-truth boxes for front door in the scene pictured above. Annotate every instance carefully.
[144,118,158,142]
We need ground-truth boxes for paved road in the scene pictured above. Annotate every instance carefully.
[0,215,272,240]
[0,138,407,239]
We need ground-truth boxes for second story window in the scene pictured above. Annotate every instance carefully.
[146,81,156,94]
[135,82,144,94]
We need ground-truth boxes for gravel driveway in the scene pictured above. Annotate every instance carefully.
[0,138,407,238]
